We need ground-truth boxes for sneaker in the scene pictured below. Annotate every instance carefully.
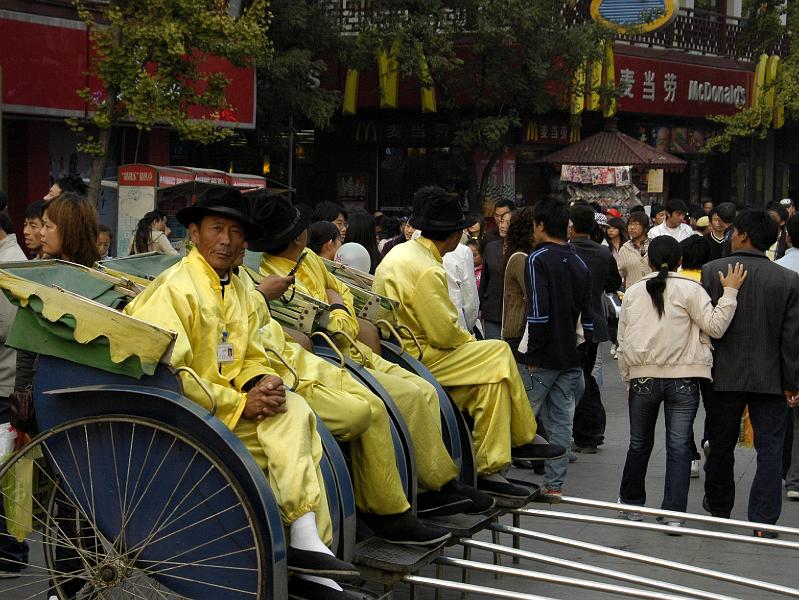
[476,477,533,500]
[787,489,799,500]
[416,490,472,517]
[753,529,779,539]
[616,499,643,521]
[361,511,451,546]
[511,442,567,461]
[286,548,359,580]
[568,452,578,463]
[656,516,684,536]
[441,479,496,514]
[690,459,700,478]
[536,487,562,504]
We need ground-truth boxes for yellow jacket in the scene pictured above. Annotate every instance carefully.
[125,249,276,429]
[374,237,475,358]
[259,250,363,352]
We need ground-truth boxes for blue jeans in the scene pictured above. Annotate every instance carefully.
[619,377,700,512]
[528,367,582,490]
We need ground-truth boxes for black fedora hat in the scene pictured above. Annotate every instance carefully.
[247,193,310,253]
[409,187,476,232]
[177,185,263,240]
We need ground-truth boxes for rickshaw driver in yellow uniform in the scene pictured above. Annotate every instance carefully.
[237,259,456,546]
[373,187,567,500]
[250,196,495,514]
[124,186,358,599]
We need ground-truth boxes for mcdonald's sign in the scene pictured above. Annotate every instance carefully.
[355,121,378,143]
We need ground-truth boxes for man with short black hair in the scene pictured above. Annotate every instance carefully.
[482,199,515,246]
[524,199,594,501]
[702,209,799,532]
[715,202,737,258]
[568,204,621,453]
[648,199,695,242]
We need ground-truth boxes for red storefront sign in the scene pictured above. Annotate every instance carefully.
[614,54,752,118]
[118,165,195,188]
[0,10,256,128]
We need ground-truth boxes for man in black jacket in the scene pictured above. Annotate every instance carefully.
[701,209,799,531]
[569,204,623,452]
[522,199,593,502]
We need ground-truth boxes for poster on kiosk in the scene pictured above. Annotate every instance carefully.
[116,164,266,258]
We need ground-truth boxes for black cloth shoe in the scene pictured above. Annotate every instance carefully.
[571,443,598,454]
[361,511,451,546]
[476,477,532,500]
[441,479,496,514]
[417,490,472,517]
[287,547,359,581]
[512,442,567,461]
[288,578,360,599]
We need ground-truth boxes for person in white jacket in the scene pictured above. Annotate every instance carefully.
[616,235,747,529]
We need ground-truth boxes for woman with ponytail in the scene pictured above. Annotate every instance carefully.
[128,210,178,255]
[616,235,747,529]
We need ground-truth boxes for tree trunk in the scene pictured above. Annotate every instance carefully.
[87,23,121,206]
[476,147,502,216]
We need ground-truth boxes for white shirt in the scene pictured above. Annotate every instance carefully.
[775,247,799,274]
[443,243,479,331]
[648,222,697,242]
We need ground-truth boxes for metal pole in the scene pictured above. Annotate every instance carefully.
[517,508,799,550]
[556,495,799,537]
[492,524,799,598]
[436,557,697,600]
[287,115,294,195]
[403,575,559,600]
[460,539,738,600]
[512,512,521,565]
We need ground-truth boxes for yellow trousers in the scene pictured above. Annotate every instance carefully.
[232,391,332,545]
[364,350,460,491]
[422,339,536,476]
[282,346,411,516]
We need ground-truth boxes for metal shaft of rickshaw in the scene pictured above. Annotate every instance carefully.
[492,523,799,598]
[555,495,799,537]
[435,556,700,600]
[459,539,737,600]
[403,575,560,600]
[517,509,799,550]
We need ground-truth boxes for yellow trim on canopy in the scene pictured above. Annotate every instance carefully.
[591,0,678,34]
[343,69,360,115]
[0,270,175,370]
[378,41,400,109]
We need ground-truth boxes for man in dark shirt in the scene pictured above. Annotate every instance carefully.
[569,205,622,452]
[702,209,799,531]
[521,199,593,502]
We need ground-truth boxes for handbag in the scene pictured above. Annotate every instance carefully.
[10,387,36,435]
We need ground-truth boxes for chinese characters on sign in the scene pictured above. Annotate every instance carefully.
[524,121,571,145]
[614,54,752,118]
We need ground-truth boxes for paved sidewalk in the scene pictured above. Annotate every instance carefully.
[398,346,799,599]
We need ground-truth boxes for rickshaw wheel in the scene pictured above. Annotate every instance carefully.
[0,416,268,600]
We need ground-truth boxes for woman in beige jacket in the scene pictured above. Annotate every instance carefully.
[616,235,747,528]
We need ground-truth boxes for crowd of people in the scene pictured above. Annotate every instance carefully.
[2,175,799,598]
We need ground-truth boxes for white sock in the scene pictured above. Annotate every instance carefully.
[297,574,343,592]
[481,472,509,483]
[289,512,333,556]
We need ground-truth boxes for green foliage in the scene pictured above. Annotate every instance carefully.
[72,0,271,157]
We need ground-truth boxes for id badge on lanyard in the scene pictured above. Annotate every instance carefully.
[217,331,235,364]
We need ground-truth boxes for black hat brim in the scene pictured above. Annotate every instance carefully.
[176,205,264,241]
[247,209,311,253]
[409,214,477,232]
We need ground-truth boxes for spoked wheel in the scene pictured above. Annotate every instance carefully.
[0,416,268,600]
